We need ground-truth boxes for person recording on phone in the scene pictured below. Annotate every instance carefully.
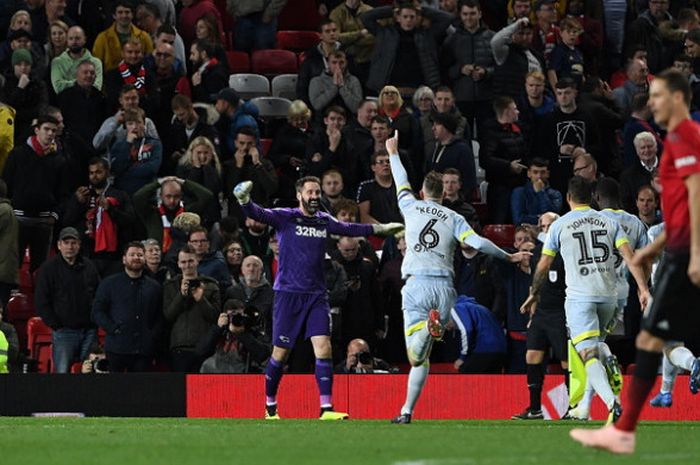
[163,244,220,372]
[196,298,272,373]
[335,338,396,374]
[223,126,278,222]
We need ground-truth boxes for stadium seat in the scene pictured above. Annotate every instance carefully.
[276,30,320,52]
[250,96,292,119]
[271,74,298,100]
[228,73,270,100]
[482,224,516,249]
[260,138,273,156]
[27,316,53,373]
[226,51,250,74]
[6,292,35,351]
[251,49,298,75]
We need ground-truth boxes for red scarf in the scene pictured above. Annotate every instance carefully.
[379,106,401,121]
[159,202,184,253]
[119,61,146,94]
[200,58,219,73]
[93,197,120,253]
[501,123,521,133]
[28,136,56,157]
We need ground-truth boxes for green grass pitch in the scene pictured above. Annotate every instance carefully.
[1,418,699,465]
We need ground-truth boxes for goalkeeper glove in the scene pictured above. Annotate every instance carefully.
[233,181,253,205]
[372,222,404,237]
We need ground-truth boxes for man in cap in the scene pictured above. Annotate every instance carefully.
[424,111,476,195]
[214,88,259,159]
[34,226,101,373]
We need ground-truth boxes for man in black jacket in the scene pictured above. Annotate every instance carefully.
[57,60,107,146]
[189,39,228,104]
[2,115,66,272]
[425,112,476,194]
[296,18,342,105]
[62,157,136,277]
[167,94,220,172]
[35,227,100,373]
[479,96,528,223]
[92,241,163,372]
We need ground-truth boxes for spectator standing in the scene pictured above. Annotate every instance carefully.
[442,168,480,229]
[92,242,162,372]
[227,0,287,52]
[268,100,313,199]
[424,112,476,194]
[491,17,544,99]
[189,39,228,104]
[547,17,584,88]
[479,96,528,224]
[35,227,100,373]
[356,151,403,225]
[636,185,661,227]
[2,115,65,273]
[531,0,559,64]
[176,136,223,227]
[612,59,650,117]
[0,179,18,306]
[5,48,49,134]
[62,157,136,277]
[178,0,223,51]
[622,92,663,168]
[442,0,495,138]
[188,226,230,292]
[309,50,363,116]
[214,88,260,159]
[361,3,452,94]
[57,60,107,145]
[92,0,154,71]
[377,86,422,182]
[163,244,220,372]
[620,132,659,213]
[104,39,160,116]
[624,0,673,73]
[517,70,554,147]
[329,0,374,83]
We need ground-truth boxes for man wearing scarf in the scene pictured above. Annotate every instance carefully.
[104,38,159,117]
[2,115,66,272]
[63,157,136,277]
[189,39,227,104]
[133,175,213,253]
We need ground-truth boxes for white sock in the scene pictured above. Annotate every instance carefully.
[661,353,680,394]
[577,379,594,414]
[408,326,432,364]
[585,358,616,409]
[401,361,429,415]
[668,346,696,372]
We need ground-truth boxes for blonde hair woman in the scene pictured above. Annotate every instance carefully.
[378,85,419,167]
[176,136,222,226]
[9,10,32,33]
[268,99,313,198]
[46,20,69,60]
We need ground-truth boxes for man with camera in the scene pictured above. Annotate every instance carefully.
[335,338,395,374]
[163,244,221,372]
[197,298,272,373]
[224,255,273,332]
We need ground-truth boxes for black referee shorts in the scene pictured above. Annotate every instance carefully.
[526,311,568,362]
[643,254,700,342]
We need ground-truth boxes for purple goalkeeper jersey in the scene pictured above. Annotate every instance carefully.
[242,202,374,294]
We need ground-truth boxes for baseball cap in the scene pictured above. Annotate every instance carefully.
[216,88,240,106]
[58,227,80,241]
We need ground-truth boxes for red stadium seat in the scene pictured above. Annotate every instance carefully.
[276,30,320,52]
[226,51,250,74]
[260,138,273,156]
[6,292,35,351]
[251,49,298,75]
[27,316,53,373]
[482,224,516,249]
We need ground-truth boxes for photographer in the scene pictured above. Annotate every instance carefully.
[80,345,110,374]
[224,255,273,334]
[223,126,278,223]
[163,245,220,372]
[196,299,272,373]
[335,338,396,374]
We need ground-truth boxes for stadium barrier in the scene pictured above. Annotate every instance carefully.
[2,374,699,420]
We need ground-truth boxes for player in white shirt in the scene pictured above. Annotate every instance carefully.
[522,177,651,423]
[385,132,530,424]
[567,178,650,420]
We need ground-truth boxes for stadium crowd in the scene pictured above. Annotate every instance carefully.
[0,0,697,376]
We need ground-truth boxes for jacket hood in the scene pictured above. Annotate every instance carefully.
[235,100,260,119]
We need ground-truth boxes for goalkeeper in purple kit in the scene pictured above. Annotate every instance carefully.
[233,177,403,420]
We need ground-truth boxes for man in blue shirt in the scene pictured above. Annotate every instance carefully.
[511,158,563,225]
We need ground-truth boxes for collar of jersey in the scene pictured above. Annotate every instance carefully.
[572,205,591,211]
[602,208,625,213]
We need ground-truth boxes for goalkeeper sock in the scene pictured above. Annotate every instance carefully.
[526,363,544,412]
[401,360,429,415]
[616,349,662,432]
[668,346,696,372]
[584,357,616,409]
[661,353,680,394]
[265,357,284,405]
[315,358,334,408]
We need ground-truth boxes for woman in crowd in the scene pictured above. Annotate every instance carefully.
[223,239,245,285]
[177,136,223,228]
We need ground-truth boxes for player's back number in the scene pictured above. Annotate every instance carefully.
[415,218,440,251]
[572,230,610,265]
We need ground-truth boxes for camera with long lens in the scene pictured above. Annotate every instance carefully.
[228,305,261,329]
[356,351,372,365]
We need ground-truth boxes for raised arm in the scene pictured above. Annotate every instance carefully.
[491,18,525,66]
[233,181,283,228]
[385,131,413,199]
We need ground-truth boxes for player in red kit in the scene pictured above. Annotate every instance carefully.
[570,70,700,454]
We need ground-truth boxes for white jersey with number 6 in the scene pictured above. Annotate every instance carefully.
[398,191,475,280]
[543,206,629,300]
